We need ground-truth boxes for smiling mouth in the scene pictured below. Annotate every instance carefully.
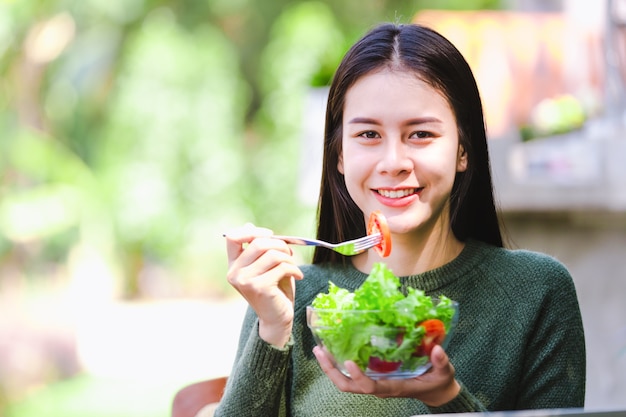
[376,188,421,199]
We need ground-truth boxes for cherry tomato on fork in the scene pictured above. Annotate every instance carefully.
[367,211,392,257]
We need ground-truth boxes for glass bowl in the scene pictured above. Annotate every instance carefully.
[306,300,458,380]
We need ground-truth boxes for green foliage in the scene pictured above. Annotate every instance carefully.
[249,2,344,230]
[0,0,504,294]
[95,10,250,261]
[0,0,506,293]
[0,127,102,264]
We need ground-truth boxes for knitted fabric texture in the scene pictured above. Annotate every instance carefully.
[214,239,586,417]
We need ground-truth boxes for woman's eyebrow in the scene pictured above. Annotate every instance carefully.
[347,117,380,125]
[347,116,443,125]
[405,117,443,125]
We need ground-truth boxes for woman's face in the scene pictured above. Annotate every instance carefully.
[339,68,467,238]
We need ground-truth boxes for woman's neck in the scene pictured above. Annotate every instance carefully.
[351,231,465,277]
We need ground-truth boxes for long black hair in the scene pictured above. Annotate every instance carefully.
[313,23,503,264]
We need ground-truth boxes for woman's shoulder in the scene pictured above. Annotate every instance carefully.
[468,240,576,299]
[471,239,571,277]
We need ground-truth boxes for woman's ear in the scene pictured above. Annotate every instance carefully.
[337,153,344,174]
[457,145,468,172]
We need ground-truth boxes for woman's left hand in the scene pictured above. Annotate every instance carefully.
[312,344,461,407]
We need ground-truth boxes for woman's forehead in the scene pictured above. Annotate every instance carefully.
[343,69,453,120]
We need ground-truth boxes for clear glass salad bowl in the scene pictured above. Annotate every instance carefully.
[306,300,459,380]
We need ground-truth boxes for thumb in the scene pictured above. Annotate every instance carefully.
[430,345,449,369]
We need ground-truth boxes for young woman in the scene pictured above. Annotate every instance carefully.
[219,23,585,416]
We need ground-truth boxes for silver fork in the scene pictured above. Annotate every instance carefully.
[272,233,382,256]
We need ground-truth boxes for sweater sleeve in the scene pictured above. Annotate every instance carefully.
[516,265,586,409]
[213,308,293,417]
[428,382,488,413]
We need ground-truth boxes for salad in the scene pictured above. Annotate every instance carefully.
[308,262,458,376]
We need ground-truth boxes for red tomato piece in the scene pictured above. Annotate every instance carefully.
[414,319,446,357]
[367,211,392,257]
[368,356,402,373]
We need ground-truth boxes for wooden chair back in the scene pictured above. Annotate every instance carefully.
[172,376,228,417]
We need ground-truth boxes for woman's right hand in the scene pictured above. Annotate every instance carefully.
[225,223,304,348]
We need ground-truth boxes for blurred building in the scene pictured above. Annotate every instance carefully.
[411,1,626,410]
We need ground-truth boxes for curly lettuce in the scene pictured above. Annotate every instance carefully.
[310,262,457,370]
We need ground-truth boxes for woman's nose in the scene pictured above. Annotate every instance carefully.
[378,141,413,176]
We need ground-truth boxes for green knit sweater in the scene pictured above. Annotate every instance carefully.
[214,240,586,416]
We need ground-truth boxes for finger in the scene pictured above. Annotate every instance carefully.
[233,237,294,270]
[343,361,366,380]
[312,346,337,373]
[312,347,379,394]
[230,253,303,290]
[227,240,295,286]
[343,361,379,395]
[224,223,273,261]
[245,247,302,278]
[313,346,353,388]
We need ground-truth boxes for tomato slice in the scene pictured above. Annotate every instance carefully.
[368,356,401,373]
[413,319,446,357]
[367,211,392,257]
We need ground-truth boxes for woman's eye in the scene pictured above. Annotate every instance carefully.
[358,131,380,139]
[411,131,433,139]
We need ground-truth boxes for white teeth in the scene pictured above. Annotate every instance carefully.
[377,188,416,198]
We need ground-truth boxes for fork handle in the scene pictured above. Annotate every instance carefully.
[271,236,318,246]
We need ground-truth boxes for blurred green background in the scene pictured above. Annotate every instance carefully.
[0,0,503,416]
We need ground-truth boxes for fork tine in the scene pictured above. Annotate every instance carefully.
[362,234,381,244]
[353,234,382,250]
[359,235,379,244]
[363,237,381,248]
